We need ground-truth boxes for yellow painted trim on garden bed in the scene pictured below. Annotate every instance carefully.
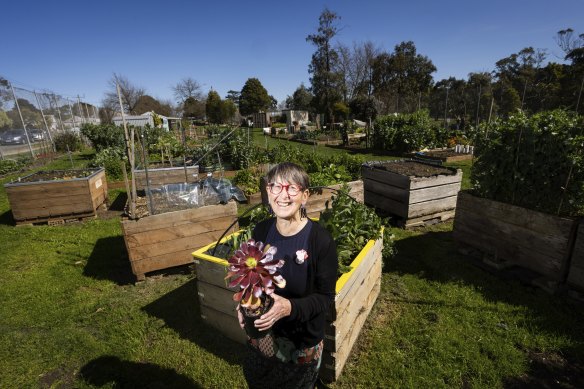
[334,238,376,294]
[192,227,383,295]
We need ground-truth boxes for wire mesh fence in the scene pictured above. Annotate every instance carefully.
[0,77,100,159]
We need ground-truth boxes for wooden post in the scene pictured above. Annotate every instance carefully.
[117,83,136,218]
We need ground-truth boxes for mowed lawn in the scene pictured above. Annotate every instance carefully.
[0,149,583,388]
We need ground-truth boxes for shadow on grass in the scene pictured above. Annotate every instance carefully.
[387,229,584,387]
[78,355,201,388]
[142,278,246,366]
[0,210,14,226]
[84,236,135,285]
[108,191,127,211]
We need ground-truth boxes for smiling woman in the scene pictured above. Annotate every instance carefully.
[237,162,338,388]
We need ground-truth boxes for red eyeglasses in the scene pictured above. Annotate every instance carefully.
[267,183,303,196]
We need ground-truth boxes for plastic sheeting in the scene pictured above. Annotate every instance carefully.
[148,176,247,212]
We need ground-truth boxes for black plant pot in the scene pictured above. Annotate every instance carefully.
[240,295,274,339]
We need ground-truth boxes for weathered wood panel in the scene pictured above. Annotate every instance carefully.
[4,168,107,223]
[134,165,199,190]
[192,228,382,382]
[200,305,248,344]
[122,201,238,281]
[453,191,576,281]
[566,221,584,291]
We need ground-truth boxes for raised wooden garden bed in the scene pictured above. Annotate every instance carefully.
[565,221,584,292]
[259,180,364,219]
[121,201,238,281]
[362,160,462,228]
[134,165,199,191]
[412,148,473,163]
[453,191,578,288]
[192,229,383,382]
[4,168,108,225]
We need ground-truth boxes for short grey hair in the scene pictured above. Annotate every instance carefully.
[265,162,309,189]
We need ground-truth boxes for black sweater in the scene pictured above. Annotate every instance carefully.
[252,218,338,348]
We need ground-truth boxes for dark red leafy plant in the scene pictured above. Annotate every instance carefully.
[226,239,286,310]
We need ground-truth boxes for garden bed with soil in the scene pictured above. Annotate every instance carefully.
[363,160,462,228]
[4,168,108,225]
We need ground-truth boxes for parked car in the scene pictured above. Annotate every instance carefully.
[0,129,27,145]
[29,129,45,142]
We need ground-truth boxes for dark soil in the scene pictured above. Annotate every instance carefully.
[373,160,454,177]
[17,169,97,183]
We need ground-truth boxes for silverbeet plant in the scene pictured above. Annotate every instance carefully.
[226,239,286,310]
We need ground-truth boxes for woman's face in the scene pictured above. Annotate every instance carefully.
[267,175,309,220]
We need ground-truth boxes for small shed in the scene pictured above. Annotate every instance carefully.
[113,111,171,131]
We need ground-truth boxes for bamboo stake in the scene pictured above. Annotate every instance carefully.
[117,83,136,218]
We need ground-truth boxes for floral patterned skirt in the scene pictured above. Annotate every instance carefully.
[243,333,323,389]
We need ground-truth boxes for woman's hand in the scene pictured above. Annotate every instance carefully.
[254,294,291,332]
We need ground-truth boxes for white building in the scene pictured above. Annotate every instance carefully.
[112,111,170,130]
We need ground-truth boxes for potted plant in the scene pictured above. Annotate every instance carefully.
[226,239,286,339]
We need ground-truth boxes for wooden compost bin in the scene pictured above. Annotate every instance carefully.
[192,229,383,382]
[362,160,462,228]
[121,201,238,281]
[453,191,577,285]
[134,165,200,191]
[566,220,584,292]
[4,168,107,225]
[260,180,364,219]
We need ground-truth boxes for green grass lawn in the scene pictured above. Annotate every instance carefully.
[0,149,582,388]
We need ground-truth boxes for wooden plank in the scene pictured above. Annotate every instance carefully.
[567,222,584,290]
[409,170,462,189]
[361,167,410,189]
[121,201,238,234]
[128,230,231,262]
[325,255,382,352]
[125,215,236,248]
[195,257,229,288]
[11,203,96,220]
[197,280,238,316]
[363,179,409,203]
[129,247,195,275]
[5,185,91,199]
[404,209,456,228]
[4,180,87,193]
[409,182,461,204]
[456,192,573,236]
[453,210,569,279]
[408,195,458,218]
[334,238,382,318]
[364,190,408,217]
[200,305,247,345]
[321,278,381,382]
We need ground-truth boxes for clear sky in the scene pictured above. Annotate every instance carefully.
[2,0,583,108]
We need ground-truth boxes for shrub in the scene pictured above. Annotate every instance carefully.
[54,131,82,152]
[373,110,437,153]
[81,123,125,152]
[0,159,21,175]
[471,110,584,216]
[91,147,127,181]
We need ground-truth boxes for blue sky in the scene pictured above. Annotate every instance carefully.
[2,0,583,108]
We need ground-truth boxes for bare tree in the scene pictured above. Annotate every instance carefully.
[334,41,380,103]
[172,77,204,104]
[555,28,584,58]
[102,73,146,115]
